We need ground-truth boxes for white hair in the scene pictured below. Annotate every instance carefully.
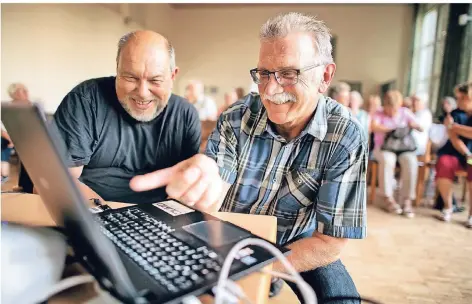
[350,90,364,105]
[414,92,429,104]
[259,12,333,65]
[7,83,26,99]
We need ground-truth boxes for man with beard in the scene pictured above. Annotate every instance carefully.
[131,12,367,303]
[53,30,201,204]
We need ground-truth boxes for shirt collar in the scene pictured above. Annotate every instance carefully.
[253,95,328,142]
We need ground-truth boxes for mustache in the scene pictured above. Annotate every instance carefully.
[262,92,297,105]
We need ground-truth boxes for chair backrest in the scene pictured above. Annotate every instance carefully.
[201,120,217,140]
[417,139,433,164]
[200,120,217,153]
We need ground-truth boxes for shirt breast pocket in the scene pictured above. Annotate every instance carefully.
[277,168,322,212]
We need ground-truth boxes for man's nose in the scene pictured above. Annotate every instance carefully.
[264,74,284,96]
[136,81,151,99]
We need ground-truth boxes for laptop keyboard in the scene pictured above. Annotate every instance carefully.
[98,207,222,294]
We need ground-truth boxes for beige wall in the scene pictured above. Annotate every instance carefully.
[1,3,144,113]
[1,3,414,112]
[171,4,414,104]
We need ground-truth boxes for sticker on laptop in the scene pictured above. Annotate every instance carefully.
[153,200,195,216]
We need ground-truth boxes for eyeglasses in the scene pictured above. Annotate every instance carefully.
[249,63,324,87]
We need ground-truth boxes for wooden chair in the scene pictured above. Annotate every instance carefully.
[368,140,432,206]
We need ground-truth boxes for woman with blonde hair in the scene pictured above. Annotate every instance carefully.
[371,90,424,217]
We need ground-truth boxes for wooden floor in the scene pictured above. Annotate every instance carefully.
[2,163,471,304]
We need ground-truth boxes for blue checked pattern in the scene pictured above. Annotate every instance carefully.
[205,94,368,245]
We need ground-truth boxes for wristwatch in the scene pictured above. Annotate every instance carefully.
[465,151,472,158]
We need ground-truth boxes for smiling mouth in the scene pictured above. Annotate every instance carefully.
[132,98,154,110]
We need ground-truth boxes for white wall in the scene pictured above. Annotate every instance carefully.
[1,3,142,113]
[171,4,414,105]
[1,3,413,112]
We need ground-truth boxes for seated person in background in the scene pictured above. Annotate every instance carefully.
[366,94,382,153]
[437,96,457,123]
[371,90,423,218]
[349,91,370,137]
[436,81,472,228]
[53,30,201,204]
[2,83,34,191]
[185,80,218,121]
[218,90,238,115]
[235,87,246,100]
[131,12,367,303]
[1,122,13,184]
[328,81,350,107]
[411,93,432,155]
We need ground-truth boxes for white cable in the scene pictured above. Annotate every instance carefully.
[43,274,95,301]
[260,269,299,283]
[214,238,317,304]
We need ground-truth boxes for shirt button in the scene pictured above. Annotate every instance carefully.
[273,178,277,183]
[297,179,302,184]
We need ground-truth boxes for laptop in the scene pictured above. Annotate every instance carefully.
[1,102,290,304]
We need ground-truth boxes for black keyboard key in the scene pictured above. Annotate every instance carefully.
[166,271,179,279]
[184,260,196,266]
[185,249,196,255]
[177,281,193,291]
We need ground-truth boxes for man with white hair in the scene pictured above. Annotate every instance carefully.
[53,30,201,204]
[131,12,367,303]
[185,80,218,121]
[411,93,433,155]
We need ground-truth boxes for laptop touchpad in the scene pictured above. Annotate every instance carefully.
[182,220,251,247]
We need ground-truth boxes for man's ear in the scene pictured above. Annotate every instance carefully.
[171,67,180,81]
[318,63,336,94]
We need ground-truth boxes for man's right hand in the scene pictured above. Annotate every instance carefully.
[130,154,225,212]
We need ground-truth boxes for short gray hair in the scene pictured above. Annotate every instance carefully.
[259,12,333,65]
[442,96,457,110]
[116,31,176,72]
[7,83,26,99]
[329,82,350,98]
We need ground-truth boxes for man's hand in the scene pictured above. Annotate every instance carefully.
[130,154,224,211]
[7,142,13,148]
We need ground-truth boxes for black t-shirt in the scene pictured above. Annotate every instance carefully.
[437,109,472,166]
[53,76,201,204]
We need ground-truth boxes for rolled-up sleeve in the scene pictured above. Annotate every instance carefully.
[204,115,239,185]
[315,126,368,239]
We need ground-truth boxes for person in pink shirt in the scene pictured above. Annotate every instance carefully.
[371,90,424,217]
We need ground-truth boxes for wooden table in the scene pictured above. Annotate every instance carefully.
[1,193,299,304]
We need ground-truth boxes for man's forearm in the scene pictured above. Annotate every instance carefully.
[451,124,472,140]
[272,235,344,273]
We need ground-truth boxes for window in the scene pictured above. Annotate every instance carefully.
[410,4,449,112]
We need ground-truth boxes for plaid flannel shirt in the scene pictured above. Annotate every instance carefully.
[205,94,368,245]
